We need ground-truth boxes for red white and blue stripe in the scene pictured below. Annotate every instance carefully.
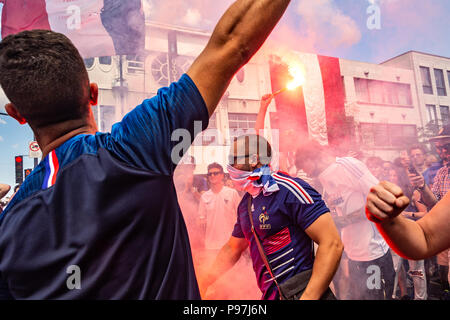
[263,227,292,255]
[272,173,314,204]
[42,150,60,189]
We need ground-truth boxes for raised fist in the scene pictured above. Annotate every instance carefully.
[365,181,410,223]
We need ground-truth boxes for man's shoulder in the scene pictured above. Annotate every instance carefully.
[434,165,449,178]
[272,172,316,204]
[222,186,239,196]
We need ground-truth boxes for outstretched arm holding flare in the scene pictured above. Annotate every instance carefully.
[365,181,450,260]
[255,94,274,134]
[188,0,291,117]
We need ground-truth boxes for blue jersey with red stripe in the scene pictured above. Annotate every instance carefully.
[0,74,208,299]
[232,172,329,300]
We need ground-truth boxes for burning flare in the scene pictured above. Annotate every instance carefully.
[273,62,305,96]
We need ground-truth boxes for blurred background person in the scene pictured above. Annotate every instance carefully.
[0,183,11,214]
[366,156,385,181]
[296,140,395,300]
[388,167,428,300]
[409,144,429,176]
[402,125,450,299]
[199,163,241,252]
[198,162,254,299]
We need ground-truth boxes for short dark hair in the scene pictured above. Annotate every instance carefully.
[408,144,427,156]
[231,134,272,165]
[207,162,224,173]
[0,30,90,127]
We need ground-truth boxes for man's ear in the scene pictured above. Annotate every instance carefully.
[5,103,27,125]
[89,83,99,106]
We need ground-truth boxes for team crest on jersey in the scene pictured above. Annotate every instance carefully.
[259,206,271,230]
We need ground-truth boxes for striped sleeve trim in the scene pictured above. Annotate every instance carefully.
[273,173,314,204]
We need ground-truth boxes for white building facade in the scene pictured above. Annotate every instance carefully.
[381,51,450,136]
[83,24,449,170]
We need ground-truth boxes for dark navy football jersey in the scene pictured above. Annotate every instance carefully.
[0,74,209,299]
[232,172,329,300]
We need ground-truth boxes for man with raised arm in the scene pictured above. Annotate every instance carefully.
[0,0,292,299]
[366,181,450,260]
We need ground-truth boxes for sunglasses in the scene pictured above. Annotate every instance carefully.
[207,171,223,177]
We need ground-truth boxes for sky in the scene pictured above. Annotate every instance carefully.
[0,0,450,194]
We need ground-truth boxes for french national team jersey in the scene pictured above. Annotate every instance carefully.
[232,172,330,300]
[0,74,209,299]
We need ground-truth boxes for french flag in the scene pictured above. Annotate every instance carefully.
[0,0,145,58]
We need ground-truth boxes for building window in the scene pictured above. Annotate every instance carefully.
[354,78,412,106]
[99,56,112,65]
[360,123,417,148]
[440,105,449,125]
[420,66,433,94]
[448,71,450,92]
[84,58,94,69]
[434,69,447,96]
[426,104,438,126]
[228,112,257,140]
[126,55,145,74]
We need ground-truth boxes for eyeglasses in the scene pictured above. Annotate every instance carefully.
[207,171,223,177]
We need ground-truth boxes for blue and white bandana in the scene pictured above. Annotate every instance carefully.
[227,164,280,197]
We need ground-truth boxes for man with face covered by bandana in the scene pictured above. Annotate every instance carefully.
[198,134,343,300]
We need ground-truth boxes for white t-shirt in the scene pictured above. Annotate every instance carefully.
[199,186,241,250]
[319,157,389,262]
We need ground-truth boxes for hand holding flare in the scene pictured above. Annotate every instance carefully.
[272,63,305,96]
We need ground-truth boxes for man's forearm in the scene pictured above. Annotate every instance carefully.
[375,216,429,260]
[300,240,343,300]
[202,244,243,288]
[188,0,291,115]
[419,185,437,208]
[255,101,270,132]
[212,0,291,65]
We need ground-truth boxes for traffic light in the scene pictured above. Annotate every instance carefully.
[15,156,23,184]
[24,168,32,179]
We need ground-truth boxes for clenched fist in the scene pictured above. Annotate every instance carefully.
[365,181,411,223]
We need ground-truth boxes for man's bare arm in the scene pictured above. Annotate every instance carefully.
[302,213,343,300]
[408,173,437,207]
[198,236,248,297]
[366,181,450,260]
[187,0,291,116]
[255,94,273,134]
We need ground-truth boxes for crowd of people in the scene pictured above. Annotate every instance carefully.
[171,100,450,300]
[0,0,448,301]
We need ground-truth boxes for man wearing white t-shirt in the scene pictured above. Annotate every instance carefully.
[295,141,395,300]
[199,163,241,251]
